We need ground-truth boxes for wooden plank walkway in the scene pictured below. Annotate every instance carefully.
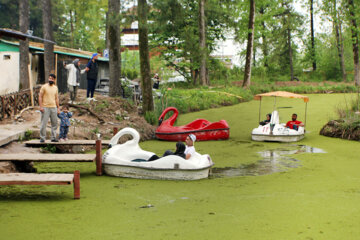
[0,170,80,199]
[25,139,110,147]
[0,154,95,162]
[2,139,103,176]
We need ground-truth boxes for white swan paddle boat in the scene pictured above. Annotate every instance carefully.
[251,91,309,142]
[102,128,214,180]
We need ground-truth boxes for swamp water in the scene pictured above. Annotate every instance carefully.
[211,144,326,177]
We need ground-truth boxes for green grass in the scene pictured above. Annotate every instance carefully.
[2,93,360,239]
[152,83,357,124]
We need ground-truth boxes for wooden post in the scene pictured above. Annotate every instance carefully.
[14,95,17,116]
[95,139,102,176]
[73,170,80,199]
[28,64,34,107]
[113,127,118,136]
[55,53,58,78]
[1,97,4,118]
[258,97,262,123]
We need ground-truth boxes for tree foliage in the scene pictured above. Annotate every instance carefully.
[149,0,229,84]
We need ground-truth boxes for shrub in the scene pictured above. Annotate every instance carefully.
[144,111,158,125]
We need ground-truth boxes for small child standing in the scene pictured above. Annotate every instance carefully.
[58,105,72,141]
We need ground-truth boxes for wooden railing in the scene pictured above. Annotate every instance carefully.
[0,86,40,120]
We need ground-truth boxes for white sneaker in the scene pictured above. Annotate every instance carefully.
[87,98,91,101]
[91,98,97,102]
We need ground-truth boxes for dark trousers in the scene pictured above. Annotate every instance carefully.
[59,126,69,139]
[87,79,97,98]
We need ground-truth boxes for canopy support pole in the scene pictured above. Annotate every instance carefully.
[273,96,277,111]
[258,97,262,123]
[304,102,308,128]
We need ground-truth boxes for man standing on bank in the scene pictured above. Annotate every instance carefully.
[85,53,99,101]
[39,74,60,142]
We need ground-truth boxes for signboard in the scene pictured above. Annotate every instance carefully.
[103,49,109,58]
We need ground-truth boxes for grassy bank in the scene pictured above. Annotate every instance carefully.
[1,93,360,239]
[150,82,357,123]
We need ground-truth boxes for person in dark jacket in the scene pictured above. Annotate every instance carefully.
[85,53,99,101]
[259,113,271,126]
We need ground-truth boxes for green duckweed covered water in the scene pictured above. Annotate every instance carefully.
[1,93,360,239]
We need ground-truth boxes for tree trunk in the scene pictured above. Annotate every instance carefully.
[138,0,154,112]
[108,0,122,97]
[287,25,294,81]
[19,0,30,90]
[338,21,347,81]
[199,0,207,85]
[42,0,55,79]
[260,7,268,68]
[242,0,255,88]
[70,10,74,48]
[310,0,316,71]
[252,46,256,67]
[334,10,347,82]
[348,0,360,86]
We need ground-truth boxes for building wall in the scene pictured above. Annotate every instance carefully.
[0,52,19,95]
[0,52,40,95]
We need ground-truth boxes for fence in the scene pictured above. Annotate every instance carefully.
[0,87,40,120]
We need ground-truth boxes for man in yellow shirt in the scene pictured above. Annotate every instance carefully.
[39,74,60,142]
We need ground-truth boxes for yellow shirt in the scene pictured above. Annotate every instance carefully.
[40,84,58,108]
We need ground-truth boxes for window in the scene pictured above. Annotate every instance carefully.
[3,55,11,60]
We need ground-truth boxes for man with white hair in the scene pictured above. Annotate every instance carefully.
[185,134,196,159]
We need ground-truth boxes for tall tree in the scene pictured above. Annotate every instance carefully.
[150,0,228,83]
[287,17,295,81]
[242,0,255,87]
[19,0,30,90]
[259,6,269,68]
[348,0,359,85]
[281,1,297,81]
[42,0,55,78]
[108,0,122,97]
[138,0,154,112]
[333,0,346,81]
[199,0,207,85]
[310,0,316,71]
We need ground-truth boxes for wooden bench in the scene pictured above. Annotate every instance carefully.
[0,140,103,176]
[0,170,80,199]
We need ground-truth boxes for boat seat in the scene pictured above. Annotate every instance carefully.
[131,159,148,162]
[271,110,280,125]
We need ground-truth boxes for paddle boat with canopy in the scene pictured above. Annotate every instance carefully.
[102,127,214,180]
[155,107,230,141]
[251,91,309,142]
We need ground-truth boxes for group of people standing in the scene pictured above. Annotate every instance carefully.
[39,53,99,142]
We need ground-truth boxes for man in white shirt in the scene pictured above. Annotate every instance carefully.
[185,134,196,159]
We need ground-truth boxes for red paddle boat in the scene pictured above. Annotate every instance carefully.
[155,107,230,141]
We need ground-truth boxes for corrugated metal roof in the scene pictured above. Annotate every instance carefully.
[0,28,56,44]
